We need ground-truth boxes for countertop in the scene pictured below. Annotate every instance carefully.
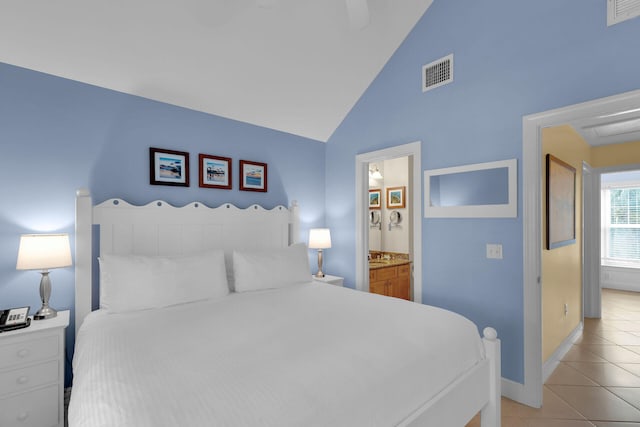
[369,259,411,270]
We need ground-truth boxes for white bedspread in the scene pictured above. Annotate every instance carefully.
[69,283,484,427]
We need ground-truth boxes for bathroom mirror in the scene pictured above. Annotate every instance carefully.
[369,210,381,228]
[389,210,401,225]
[424,158,517,218]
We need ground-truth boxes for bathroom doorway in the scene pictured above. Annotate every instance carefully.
[367,157,413,300]
[355,141,422,303]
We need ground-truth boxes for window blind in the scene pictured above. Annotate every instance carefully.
[606,187,640,265]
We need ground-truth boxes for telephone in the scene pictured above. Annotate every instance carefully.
[0,306,31,332]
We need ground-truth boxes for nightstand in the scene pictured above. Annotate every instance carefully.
[0,310,69,427]
[312,274,344,287]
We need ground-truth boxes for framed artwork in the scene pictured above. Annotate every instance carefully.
[149,147,189,187]
[369,189,381,209]
[546,154,576,250]
[199,154,232,189]
[239,160,267,192]
[386,186,406,209]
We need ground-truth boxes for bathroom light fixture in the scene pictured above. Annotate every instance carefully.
[369,165,383,180]
[16,233,72,320]
[308,228,331,278]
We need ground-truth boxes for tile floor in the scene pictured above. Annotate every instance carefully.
[467,289,640,427]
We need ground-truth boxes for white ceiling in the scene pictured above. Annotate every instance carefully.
[0,0,433,142]
[569,108,640,147]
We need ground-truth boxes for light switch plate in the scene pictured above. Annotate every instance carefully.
[486,243,503,259]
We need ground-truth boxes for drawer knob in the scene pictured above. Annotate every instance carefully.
[17,375,29,385]
[17,411,30,421]
[17,348,30,358]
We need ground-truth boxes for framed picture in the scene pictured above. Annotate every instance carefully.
[386,186,406,209]
[199,154,232,189]
[239,160,267,192]
[369,189,381,209]
[546,154,576,249]
[149,147,189,187]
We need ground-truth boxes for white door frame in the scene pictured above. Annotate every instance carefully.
[355,141,422,303]
[583,162,601,319]
[522,89,640,407]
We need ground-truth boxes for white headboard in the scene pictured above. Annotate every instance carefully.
[74,189,300,336]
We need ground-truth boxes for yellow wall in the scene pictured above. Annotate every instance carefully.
[591,140,640,168]
[540,132,640,363]
[541,125,591,362]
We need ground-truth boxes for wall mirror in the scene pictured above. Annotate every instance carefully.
[369,210,381,228]
[424,158,517,218]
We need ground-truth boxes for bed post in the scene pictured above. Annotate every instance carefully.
[75,188,92,337]
[481,327,501,427]
[289,200,300,244]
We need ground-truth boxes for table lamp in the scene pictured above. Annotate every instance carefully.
[16,233,72,320]
[308,228,331,278]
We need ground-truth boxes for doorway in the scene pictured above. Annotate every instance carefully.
[598,167,640,293]
[355,141,422,302]
[522,89,640,408]
[368,158,411,255]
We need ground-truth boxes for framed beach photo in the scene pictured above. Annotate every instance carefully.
[199,154,232,189]
[546,154,576,250]
[386,186,406,209]
[239,160,268,192]
[149,147,189,187]
[369,189,381,209]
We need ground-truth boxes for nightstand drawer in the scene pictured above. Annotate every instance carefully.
[0,335,59,369]
[0,360,59,397]
[0,384,59,427]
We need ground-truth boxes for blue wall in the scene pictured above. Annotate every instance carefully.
[2,0,639,390]
[325,0,640,383]
[0,63,326,384]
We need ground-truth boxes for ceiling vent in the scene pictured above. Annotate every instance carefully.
[608,0,640,25]
[422,54,453,93]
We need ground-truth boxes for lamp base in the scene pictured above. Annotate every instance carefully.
[34,305,57,320]
[315,249,325,279]
[34,270,57,320]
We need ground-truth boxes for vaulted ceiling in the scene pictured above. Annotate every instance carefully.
[0,0,433,142]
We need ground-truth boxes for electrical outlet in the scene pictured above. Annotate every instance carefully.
[564,303,569,317]
[486,243,503,259]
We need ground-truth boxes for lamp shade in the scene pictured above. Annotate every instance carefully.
[308,228,331,249]
[16,234,72,271]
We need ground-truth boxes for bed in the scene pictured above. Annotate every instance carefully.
[69,189,501,427]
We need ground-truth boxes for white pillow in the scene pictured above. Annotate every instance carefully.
[99,250,229,313]
[233,243,311,292]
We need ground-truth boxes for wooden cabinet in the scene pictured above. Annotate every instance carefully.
[369,263,410,300]
[0,311,69,427]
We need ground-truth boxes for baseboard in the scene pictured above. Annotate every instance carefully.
[500,322,584,408]
[501,377,526,403]
[603,283,640,293]
[542,322,583,383]
[601,265,640,293]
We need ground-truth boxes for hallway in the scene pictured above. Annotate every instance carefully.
[468,288,640,426]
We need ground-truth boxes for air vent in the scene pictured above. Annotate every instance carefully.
[608,0,640,26]
[422,54,453,93]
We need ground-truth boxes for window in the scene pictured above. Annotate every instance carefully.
[602,185,640,268]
